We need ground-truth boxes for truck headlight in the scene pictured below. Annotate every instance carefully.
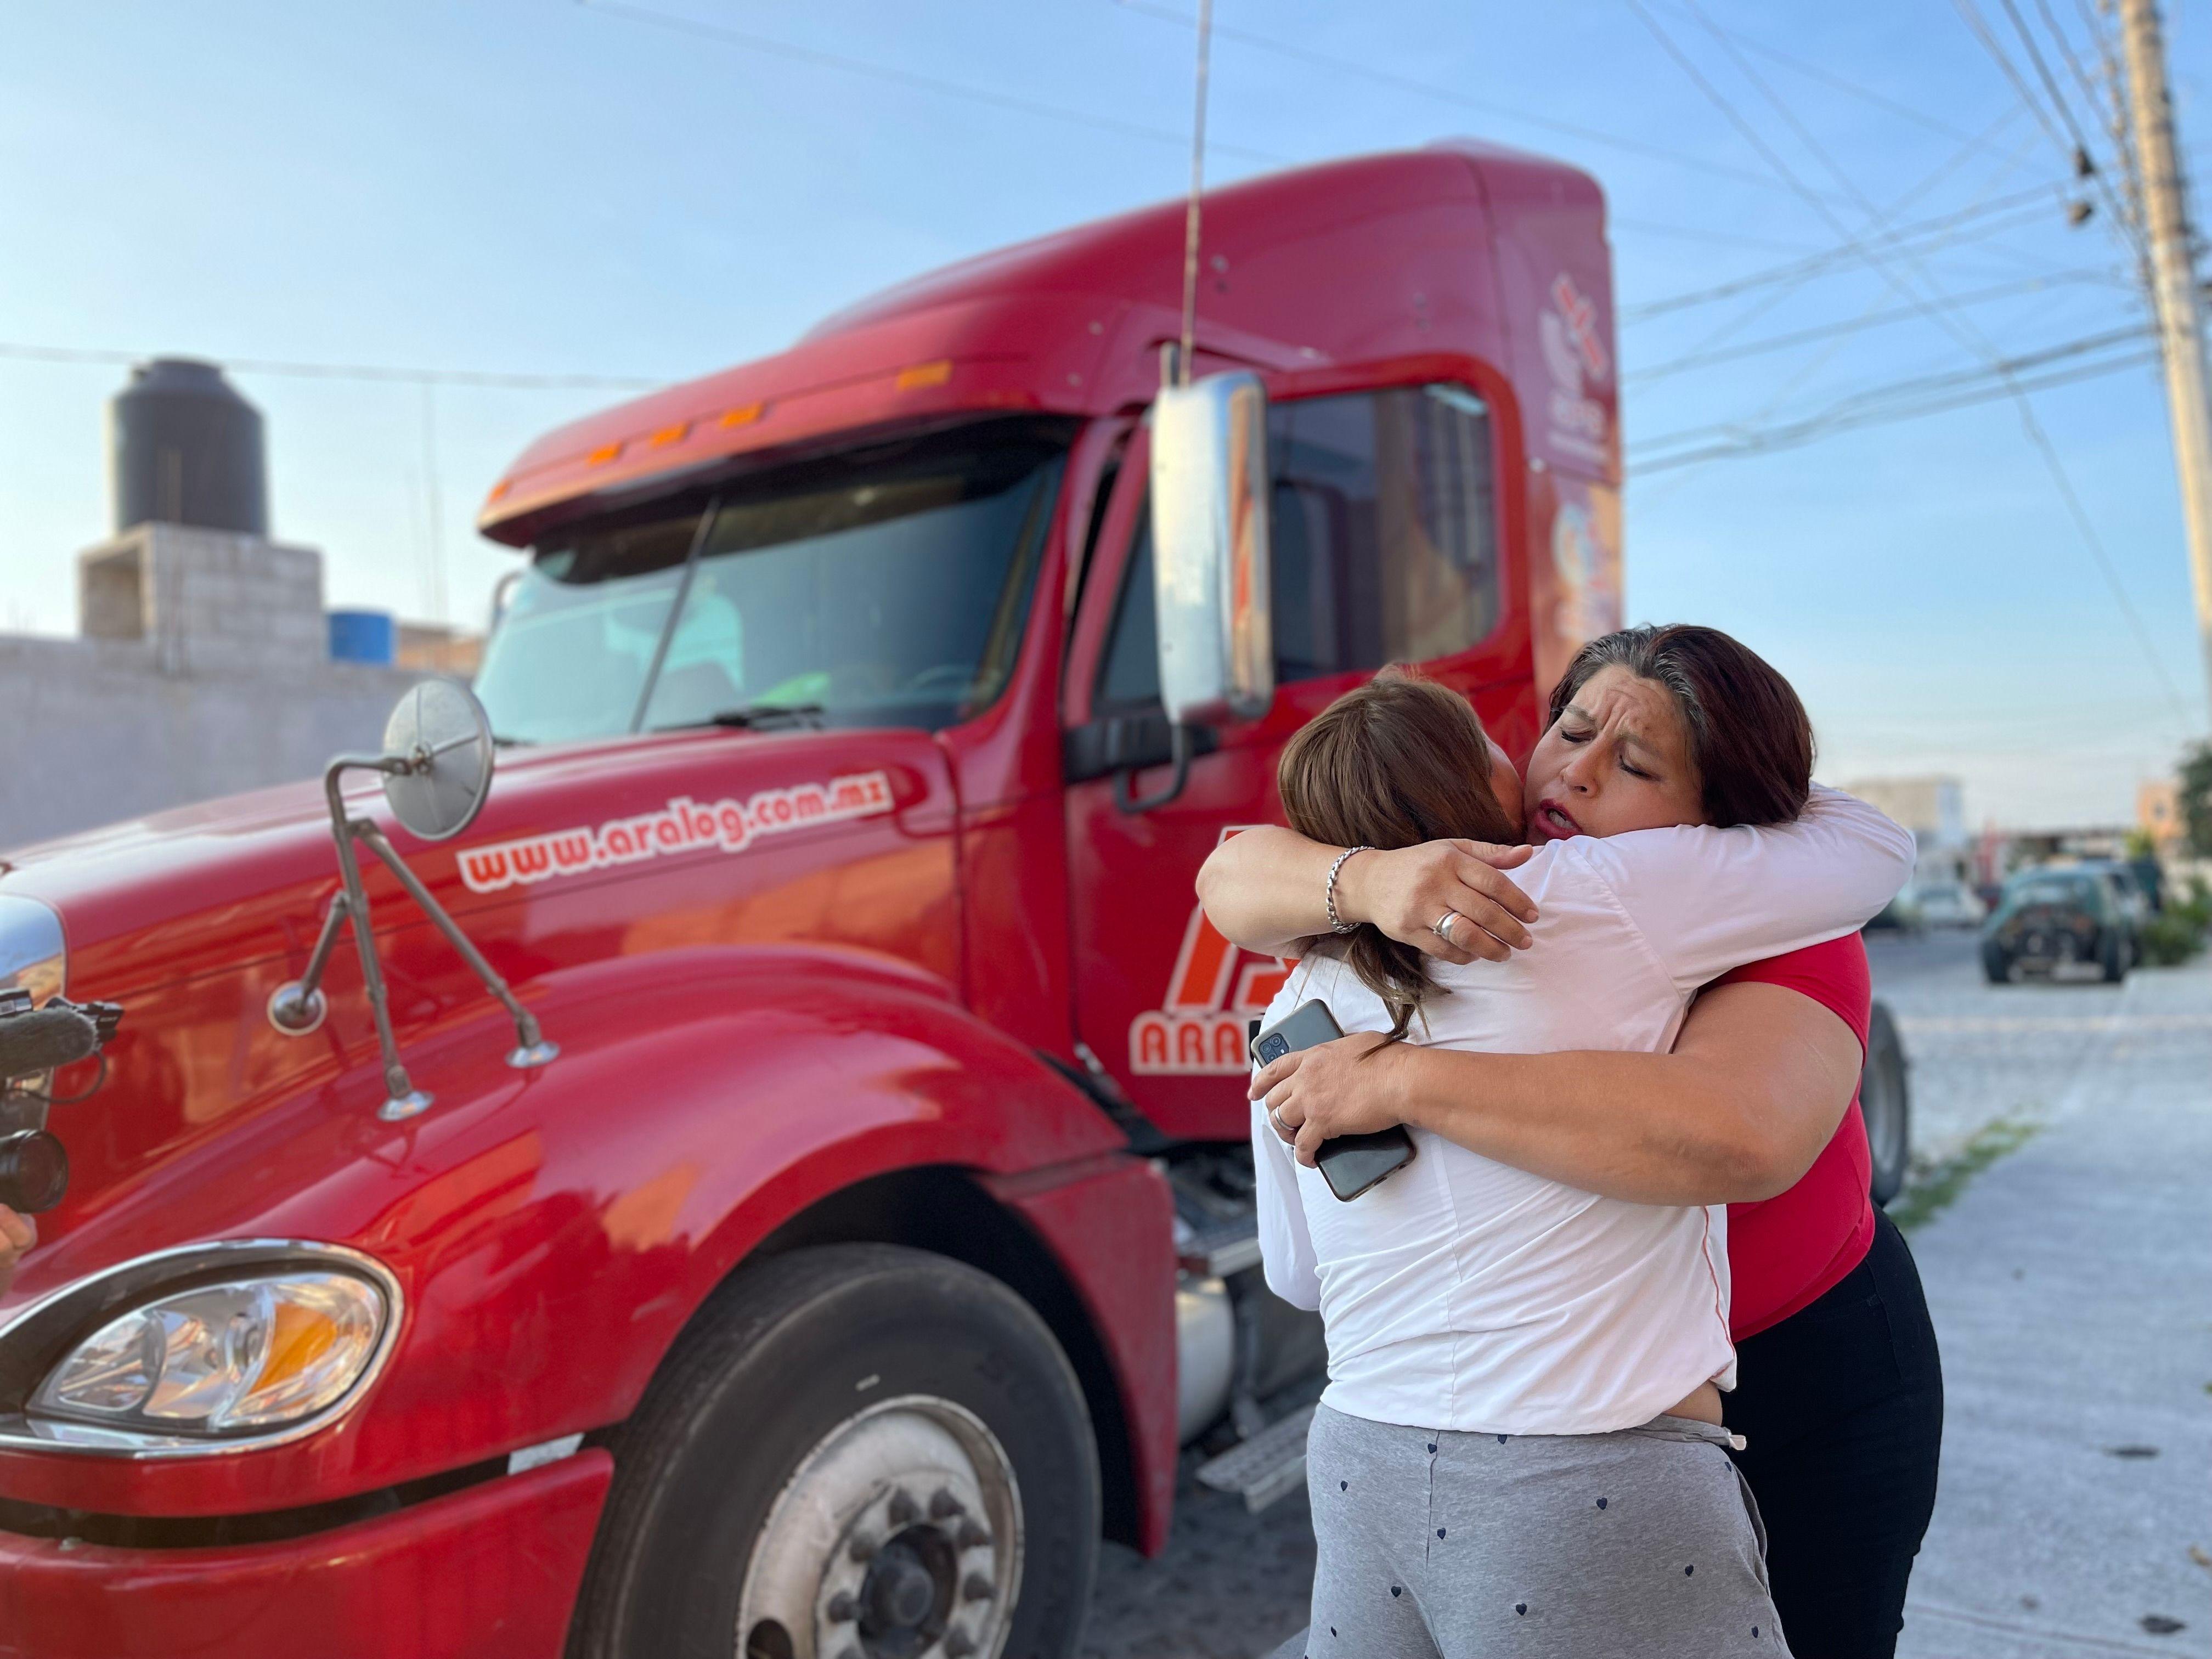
[30,1271,387,1435]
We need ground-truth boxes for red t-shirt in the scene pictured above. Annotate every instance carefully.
[1719,934,1877,1340]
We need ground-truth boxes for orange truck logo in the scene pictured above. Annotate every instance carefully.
[1130,828,1296,1075]
[455,771,895,894]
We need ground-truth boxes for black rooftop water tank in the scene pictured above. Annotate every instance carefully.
[110,358,268,536]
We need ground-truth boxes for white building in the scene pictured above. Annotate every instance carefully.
[1843,774,1971,889]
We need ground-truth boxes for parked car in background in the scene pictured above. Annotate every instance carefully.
[1864,888,1926,935]
[2128,854,2167,913]
[1911,879,1985,928]
[2080,860,2151,951]
[1982,867,2134,984]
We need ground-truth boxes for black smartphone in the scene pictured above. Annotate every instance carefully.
[1250,998,1416,1202]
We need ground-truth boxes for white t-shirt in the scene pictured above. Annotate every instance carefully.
[1250,787,1914,1436]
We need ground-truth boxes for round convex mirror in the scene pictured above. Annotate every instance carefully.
[381,680,496,842]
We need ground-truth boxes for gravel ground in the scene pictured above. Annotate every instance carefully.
[1079,933,2212,1657]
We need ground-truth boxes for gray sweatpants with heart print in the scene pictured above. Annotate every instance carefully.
[1302,1402,1791,1658]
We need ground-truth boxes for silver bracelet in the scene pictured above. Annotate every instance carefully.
[1324,845,1373,935]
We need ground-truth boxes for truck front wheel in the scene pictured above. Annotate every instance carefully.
[569,1243,1101,1659]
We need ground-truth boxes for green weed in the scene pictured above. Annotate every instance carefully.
[1889,1114,2044,1234]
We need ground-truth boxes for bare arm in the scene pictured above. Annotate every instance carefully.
[1252,981,1863,1206]
[1196,826,1539,963]
[0,1205,34,1300]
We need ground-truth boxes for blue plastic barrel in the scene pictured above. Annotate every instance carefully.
[328,608,397,665]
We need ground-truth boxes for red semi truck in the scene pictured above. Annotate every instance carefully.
[0,143,1623,1658]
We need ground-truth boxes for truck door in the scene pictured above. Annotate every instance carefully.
[1062,378,1522,1143]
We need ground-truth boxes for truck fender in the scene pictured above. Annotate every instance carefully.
[0,945,1177,1551]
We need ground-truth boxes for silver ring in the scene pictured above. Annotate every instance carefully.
[1432,909,1464,943]
[1268,1105,1290,1139]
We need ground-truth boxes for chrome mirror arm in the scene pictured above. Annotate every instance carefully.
[270,752,556,1124]
[320,757,429,1121]
[352,822,556,1070]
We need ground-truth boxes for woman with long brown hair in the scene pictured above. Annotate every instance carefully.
[1238,655,1911,1658]
[1207,626,1943,1659]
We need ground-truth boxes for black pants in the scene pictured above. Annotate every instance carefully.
[1726,1211,1944,1659]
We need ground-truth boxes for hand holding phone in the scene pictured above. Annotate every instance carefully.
[1251,1000,1415,1201]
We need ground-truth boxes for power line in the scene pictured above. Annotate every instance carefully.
[1621,117,2055,515]
[2035,0,2118,142]
[1623,188,2065,320]
[1631,341,2157,467]
[1645,1,1991,149]
[1634,326,2154,455]
[578,0,1292,165]
[1612,216,1821,254]
[1634,0,2197,731]
[1627,268,2128,382]
[1643,111,2045,391]
[1104,0,1854,204]
[1993,0,2148,261]
[0,341,664,391]
[1954,0,2086,163]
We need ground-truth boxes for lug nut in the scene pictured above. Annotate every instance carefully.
[944,1628,976,1658]
[888,1487,919,1525]
[962,1572,995,1602]
[827,1591,856,1623]
[955,1518,991,1551]
[848,1530,879,1564]
[929,1488,964,1520]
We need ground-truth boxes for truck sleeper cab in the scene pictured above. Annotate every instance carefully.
[0,142,1620,1659]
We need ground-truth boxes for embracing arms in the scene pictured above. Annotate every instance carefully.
[1195,828,1539,962]
[1249,980,1864,1205]
[1205,802,1886,1205]
[1578,786,1916,990]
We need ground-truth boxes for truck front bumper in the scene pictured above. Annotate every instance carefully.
[0,1448,611,1659]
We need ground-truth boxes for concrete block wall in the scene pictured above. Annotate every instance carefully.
[0,528,427,851]
[78,524,329,676]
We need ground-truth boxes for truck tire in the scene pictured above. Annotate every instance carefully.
[568,1243,1100,1659]
[2101,932,2129,983]
[1981,944,2012,985]
[1860,1001,1911,1207]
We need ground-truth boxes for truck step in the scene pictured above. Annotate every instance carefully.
[1193,1401,1316,1513]
[1177,1216,1262,1278]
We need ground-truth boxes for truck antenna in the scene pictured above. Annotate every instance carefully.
[1176,0,1214,388]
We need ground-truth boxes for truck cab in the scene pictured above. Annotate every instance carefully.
[0,142,1618,1659]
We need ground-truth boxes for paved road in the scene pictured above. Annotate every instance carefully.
[1080,934,2212,1657]
[1893,944,2211,1658]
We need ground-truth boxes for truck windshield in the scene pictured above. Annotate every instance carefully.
[476,419,1071,744]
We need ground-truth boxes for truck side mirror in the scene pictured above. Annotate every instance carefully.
[268,681,555,1121]
[1150,371,1274,727]
[1126,371,1272,813]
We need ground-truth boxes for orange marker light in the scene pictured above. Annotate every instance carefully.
[650,422,690,448]
[719,402,765,428]
[488,479,512,501]
[586,442,623,466]
[895,359,953,391]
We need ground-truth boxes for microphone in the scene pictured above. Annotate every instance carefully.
[0,1002,100,1081]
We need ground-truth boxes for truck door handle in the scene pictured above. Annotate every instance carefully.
[1114,723,1192,814]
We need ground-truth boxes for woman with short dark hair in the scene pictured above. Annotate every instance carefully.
[1206,625,1944,1659]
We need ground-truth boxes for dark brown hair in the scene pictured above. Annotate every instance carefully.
[1545,625,1813,828]
[1277,669,1521,1042]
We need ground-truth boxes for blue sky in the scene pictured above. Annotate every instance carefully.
[4,0,2208,828]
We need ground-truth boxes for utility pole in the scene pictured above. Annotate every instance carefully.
[2118,0,2212,707]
